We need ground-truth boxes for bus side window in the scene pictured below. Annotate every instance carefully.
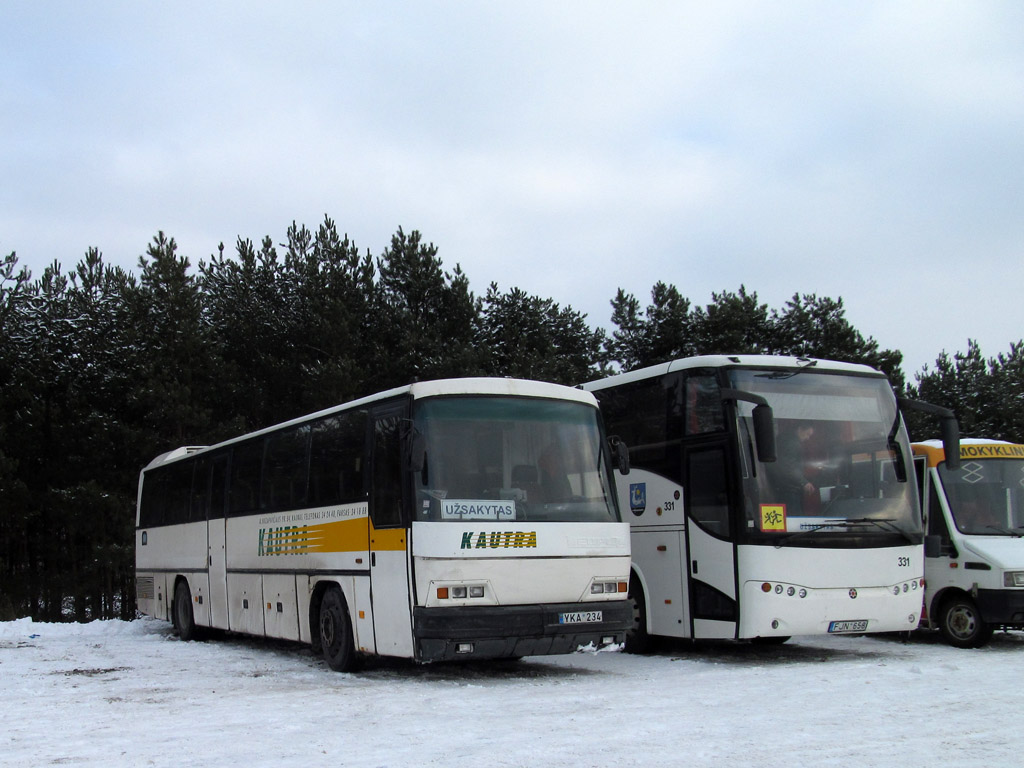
[229,439,263,516]
[164,459,194,526]
[597,374,681,483]
[262,425,311,511]
[309,411,367,506]
[190,455,211,523]
[370,408,405,528]
[139,469,166,528]
[684,372,724,435]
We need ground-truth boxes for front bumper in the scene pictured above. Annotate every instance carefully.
[976,589,1024,627]
[412,600,632,662]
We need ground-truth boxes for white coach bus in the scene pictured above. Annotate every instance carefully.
[583,355,957,648]
[135,378,632,670]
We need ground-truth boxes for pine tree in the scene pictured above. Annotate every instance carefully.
[911,341,991,440]
[768,293,905,389]
[292,217,377,412]
[606,283,695,371]
[989,342,1024,441]
[373,228,482,389]
[129,232,216,451]
[201,235,295,430]
[690,285,772,355]
[0,251,33,619]
[479,283,606,384]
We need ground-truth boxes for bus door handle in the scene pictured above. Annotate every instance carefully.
[371,552,376,568]
[692,560,698,574]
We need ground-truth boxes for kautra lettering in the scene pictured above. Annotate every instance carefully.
[257,526,308,556]
[459,531,537,549]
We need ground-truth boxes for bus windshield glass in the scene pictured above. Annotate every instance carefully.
[938,458,1024,535]
[413,396,619,523]
[729,368,921,546]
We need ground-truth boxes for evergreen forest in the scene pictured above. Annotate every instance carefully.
[2,217,1022,621]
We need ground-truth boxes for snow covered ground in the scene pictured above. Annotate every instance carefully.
[2,618,1021,768]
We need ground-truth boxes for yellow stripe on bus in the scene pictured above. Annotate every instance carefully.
[369,521,407,551]
[257,516,407,556]
[304,517,370,553]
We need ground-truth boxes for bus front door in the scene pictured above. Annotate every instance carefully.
[684,445,739,639]
[367,405,415,658]
[207,454,229,629]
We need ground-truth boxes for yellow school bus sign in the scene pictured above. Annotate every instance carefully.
[760,504,787,532]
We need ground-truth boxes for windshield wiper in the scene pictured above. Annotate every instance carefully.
[844,516,917,544]
[773,517,916,548]
[773,519,848,548]
[983,525,1024,538]
[754,358,818,381]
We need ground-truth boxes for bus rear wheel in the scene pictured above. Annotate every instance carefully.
[319,588,357,672]
[939,595,993,648]
[173,580,197,641]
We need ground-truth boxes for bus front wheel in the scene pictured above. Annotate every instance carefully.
[624,578,651,654]
[173,580,197,641]
[938,595,993,649]
[319,588,357,672]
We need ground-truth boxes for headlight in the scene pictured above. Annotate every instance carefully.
[1004,571,1024,587]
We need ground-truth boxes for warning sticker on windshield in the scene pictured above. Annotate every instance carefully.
[760,504,787,532]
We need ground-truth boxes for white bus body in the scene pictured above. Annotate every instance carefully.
[583,355,925,646]
[136,378,631,670]
[914,439,1024,647]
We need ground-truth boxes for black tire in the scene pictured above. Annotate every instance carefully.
[938,595,994,649]
[623,577,651,654]
[751,635,791,646]
[319,588,357,672]
[173,579,197,642]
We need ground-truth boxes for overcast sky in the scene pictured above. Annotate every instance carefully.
[3,1,1022,379]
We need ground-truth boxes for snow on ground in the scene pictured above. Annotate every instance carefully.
[2,618,1021,768]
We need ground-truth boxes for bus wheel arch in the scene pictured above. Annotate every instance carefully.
[317,585,358,672]
[624,570,651,654]
[937,591,993,648]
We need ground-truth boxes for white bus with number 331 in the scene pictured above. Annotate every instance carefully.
[584,355,958,648]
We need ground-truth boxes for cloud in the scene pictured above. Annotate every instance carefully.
[2,1,1022,377]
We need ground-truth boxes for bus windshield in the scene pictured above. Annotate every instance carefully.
[413,396,619,523]
[729,369,921,546]
[938,458,1024,535]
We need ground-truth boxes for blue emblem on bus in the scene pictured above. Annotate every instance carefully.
[629,483,646,516]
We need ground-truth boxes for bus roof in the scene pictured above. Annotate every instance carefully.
[582,354,883,392]
[144,377,598,470]
[912,439,1024,467]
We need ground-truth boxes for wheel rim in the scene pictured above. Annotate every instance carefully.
[947,604,977,640]
[321,610,336,648]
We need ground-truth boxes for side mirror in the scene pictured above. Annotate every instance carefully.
[940,417,960,471]
[609,435,630,475]
[896,397,960,471]
[752,404,777,464]
[721,388,776,464]
[924,534,943,559]
[405,428,427,473]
